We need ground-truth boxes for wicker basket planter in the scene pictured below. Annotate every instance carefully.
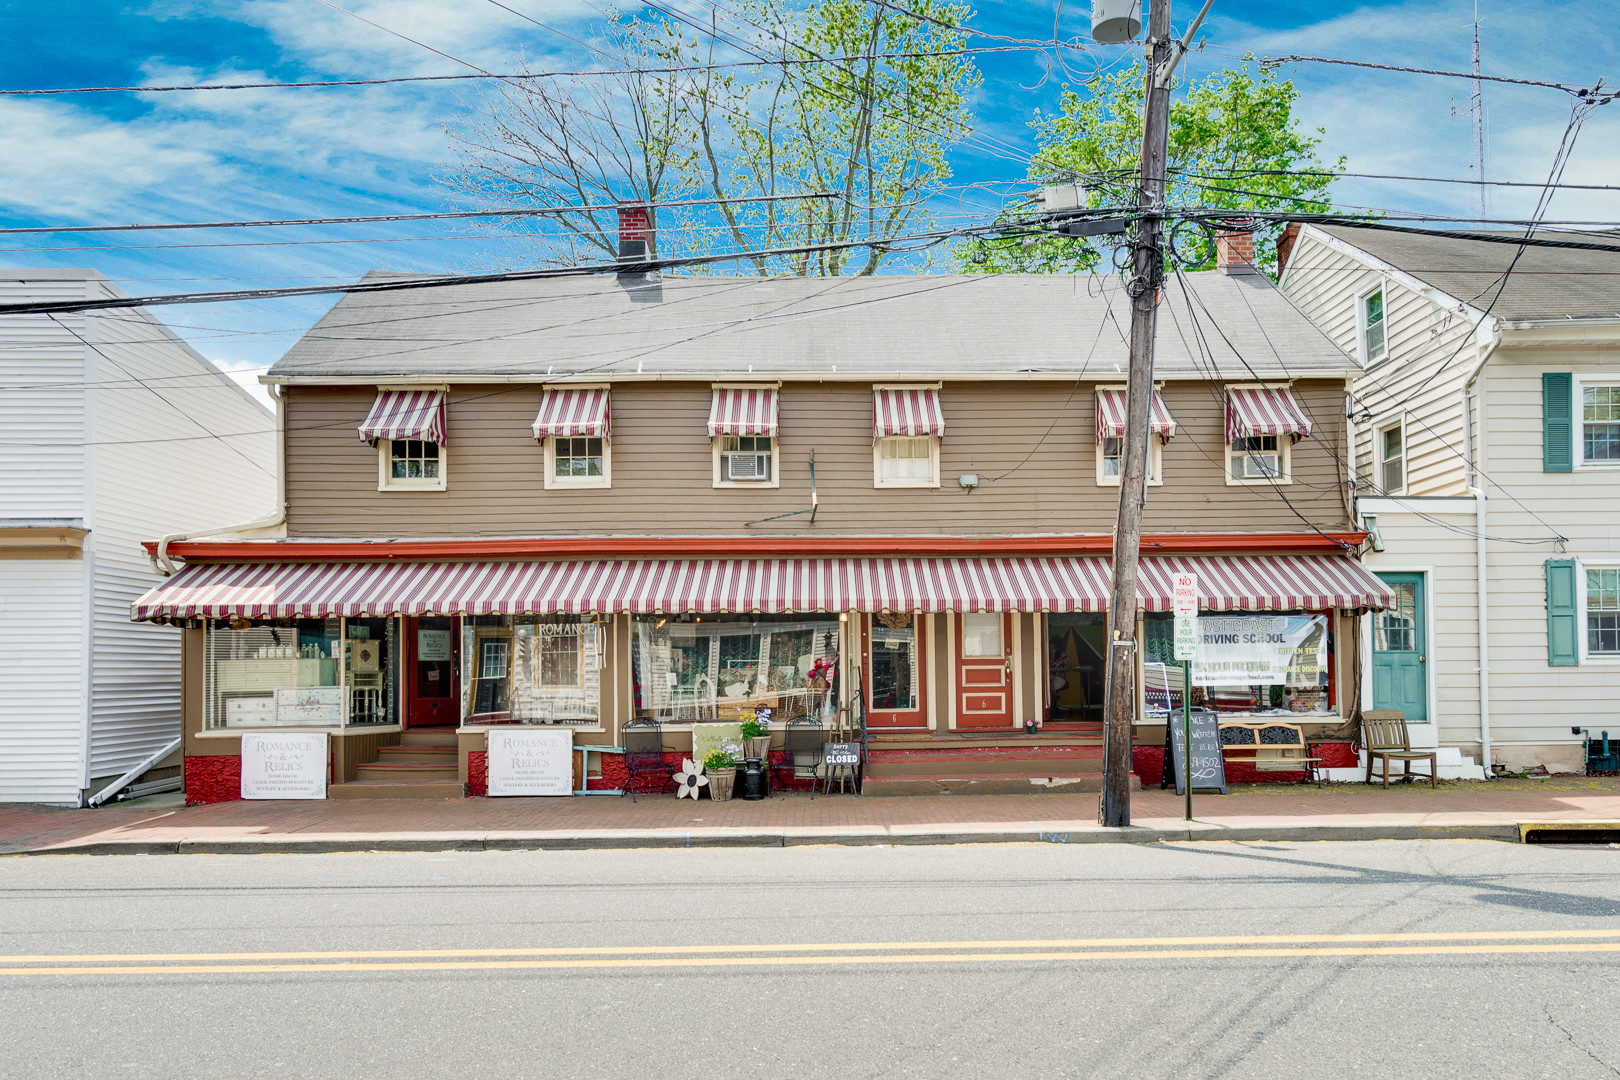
[708,767,738,801]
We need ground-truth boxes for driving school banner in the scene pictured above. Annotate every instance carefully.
[1191,615,1326,687]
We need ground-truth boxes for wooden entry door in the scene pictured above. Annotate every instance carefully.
[864,614,927,728]
[956,612,1014,729]
[406,615,460,728]
[1371,573,1427,725]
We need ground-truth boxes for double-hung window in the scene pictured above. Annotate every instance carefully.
[1378,421,1406,494]
[710,386,780,488]
[1361,287,1387,364]
[720,435,774,483]
[1582,383,1620,465]
[1589,568,1620,657]
[547,436,608,487]
[1229,435,1283,481]
[875,435,939,488]
[362,388,448,492]
[383,439,445,489]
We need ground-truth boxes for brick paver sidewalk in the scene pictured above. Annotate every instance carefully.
[5,777,1620,854]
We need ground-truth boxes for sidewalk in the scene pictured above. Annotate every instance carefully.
[6,777,1620,855]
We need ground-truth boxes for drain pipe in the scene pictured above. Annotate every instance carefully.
[151,385,286,575]
[1463,318,1499,778]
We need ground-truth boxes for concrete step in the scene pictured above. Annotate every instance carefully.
[400,729,458,748]
[356,762,459,780]
[867,734,1104,750]
[860,772,1118,796]
[866,749,1105,777]
[330,777,465,800]
[377,746,457,763]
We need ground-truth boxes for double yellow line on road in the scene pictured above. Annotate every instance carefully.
[4,929,1620,976]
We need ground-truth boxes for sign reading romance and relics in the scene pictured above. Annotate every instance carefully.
[487,728,573,797]
[1190,615,1327,687]
[240,732,328,800]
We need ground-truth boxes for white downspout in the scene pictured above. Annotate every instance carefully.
[1464,316,1500,777]
[151,385,287,575]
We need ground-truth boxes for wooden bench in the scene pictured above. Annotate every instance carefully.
[1218,722,1321,785]
[1361,710,1437,788]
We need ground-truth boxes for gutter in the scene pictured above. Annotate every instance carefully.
[150,386,286,576]
[1464,317,1501,777]
[258,370,1359,387]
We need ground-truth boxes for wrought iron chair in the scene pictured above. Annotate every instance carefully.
[773,717,825,800]
[622,719,676,801]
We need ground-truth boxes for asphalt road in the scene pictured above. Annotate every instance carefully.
[3,840,1620,1079]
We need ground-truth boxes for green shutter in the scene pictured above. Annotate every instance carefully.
[1546,559,1580,666]
[1544,372,1573,472]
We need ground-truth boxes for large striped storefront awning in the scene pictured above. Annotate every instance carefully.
[133,554,1392,620]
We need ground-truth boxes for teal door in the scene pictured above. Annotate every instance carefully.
[1371,573,1428,724]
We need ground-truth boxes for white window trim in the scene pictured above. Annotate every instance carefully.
[377,439,447,492]
[543,435,611,490]
[1224,434,1291,486]
[1580,559,1620,664]
[1357,279,1389,368]
[1375,414,1408,495]
[1095,435,1162,486]
[712,435,779,489]
[873,435,940,489]
[1574,374,1620,469]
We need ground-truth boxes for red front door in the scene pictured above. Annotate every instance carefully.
[864,614,928,729]
[406,615,460,728]
[956,612,1014,729]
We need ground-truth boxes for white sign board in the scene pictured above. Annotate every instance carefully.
[1174,615,1198,661]
[240,732,328,800]
[1191,615,1328,687]
[487,728,574,797]
[1172,572,1199,617]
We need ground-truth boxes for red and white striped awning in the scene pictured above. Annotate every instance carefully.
[707,387,779,438]
[1095,388,1177,442]
[533,387,610,441]
[1226,386,1312,443]
[874,387,945,439]
[357,389,447,446]
[132,554,1391,620]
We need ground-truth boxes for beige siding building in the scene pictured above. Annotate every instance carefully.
[1282,224,1620,774]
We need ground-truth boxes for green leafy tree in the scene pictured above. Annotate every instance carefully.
[961,63,1341,276]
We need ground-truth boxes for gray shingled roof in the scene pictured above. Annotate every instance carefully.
[1315,225,1620,322]
[267,271,1352,381]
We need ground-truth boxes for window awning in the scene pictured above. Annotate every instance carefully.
[357,389,447,446]
[133,554,1391,621]
[1226,387,1312,443]
[708,387,779,438]
[874,387,945,439]
[1095,388,1177,442]
[532,387,610,441]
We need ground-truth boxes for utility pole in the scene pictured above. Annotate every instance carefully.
[1098,0,1175,828]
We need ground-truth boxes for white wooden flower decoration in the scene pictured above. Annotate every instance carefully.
[673,758,708,800]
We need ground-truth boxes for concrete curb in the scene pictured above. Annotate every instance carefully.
[7,819,1545,855]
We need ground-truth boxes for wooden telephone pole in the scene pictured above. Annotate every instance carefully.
[1098,0,1175,828]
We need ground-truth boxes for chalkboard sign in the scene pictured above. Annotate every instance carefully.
[1161,709,1227,795]
[823,742,861,767]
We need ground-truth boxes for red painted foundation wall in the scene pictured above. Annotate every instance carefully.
[185,756,242,805]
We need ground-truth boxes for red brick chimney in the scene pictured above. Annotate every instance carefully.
[616,201,655,261]
[1276,222,1301,276]
[1215,229,1259,276]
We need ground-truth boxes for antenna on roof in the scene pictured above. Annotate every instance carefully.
[1452,2,1490,221]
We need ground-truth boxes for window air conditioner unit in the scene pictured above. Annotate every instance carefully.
[1242,452,1281,479]
[726,452,769,481]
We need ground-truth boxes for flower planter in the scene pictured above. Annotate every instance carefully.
[743,736,772,760]
[707,767,738,802]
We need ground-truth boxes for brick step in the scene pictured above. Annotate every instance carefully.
[356,762,459,780]
[400,729,458,748]
[330,777,464,800]
[860,772,1118,797]
[866,751,1105,777]
[377,746,457,763]
[867,734,1103,750]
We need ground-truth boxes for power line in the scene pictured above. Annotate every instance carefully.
[1172,166,1620,195]
[1255,50,1615,101]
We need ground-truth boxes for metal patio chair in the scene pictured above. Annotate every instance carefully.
[774,717,825,800]
[622,719,677,801]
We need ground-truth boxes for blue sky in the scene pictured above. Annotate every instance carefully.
[3,0,1617,403]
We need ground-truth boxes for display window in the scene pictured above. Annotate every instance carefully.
[632,614,839,723]
[459,614,603,726]
[1143,610,1333,717]
[202,617,397,730]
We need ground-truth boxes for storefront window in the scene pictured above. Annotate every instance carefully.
[1048,613,1106,722]
[460,614,602,725]
[1143,611,1332,717]
[632,614,839,723]
[871,614,918,710]
[203,617,397,730]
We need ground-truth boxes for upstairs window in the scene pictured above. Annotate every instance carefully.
[875,435,939,488]
[1361,288,1387,364]
[710,386,779,488]
[1229,435,1283,481]
[1583,384,1620,464]
[382,438,445,490]
[719,435,774,484]
[547,435,609,488]
[1590,568,1620,656]
[1379,421,1406,494]
[360,388,447,492]
[534,386,611,489]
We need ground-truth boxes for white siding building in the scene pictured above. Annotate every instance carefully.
[0,270,276,803]
[1281,225,1620,774]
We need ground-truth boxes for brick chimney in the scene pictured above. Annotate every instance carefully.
[616,201,655,262]
[1215,229,1259,276]
[1276,222,1301,276]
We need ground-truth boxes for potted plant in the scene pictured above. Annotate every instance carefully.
[739,708,772,760]
[704,739,743,801]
